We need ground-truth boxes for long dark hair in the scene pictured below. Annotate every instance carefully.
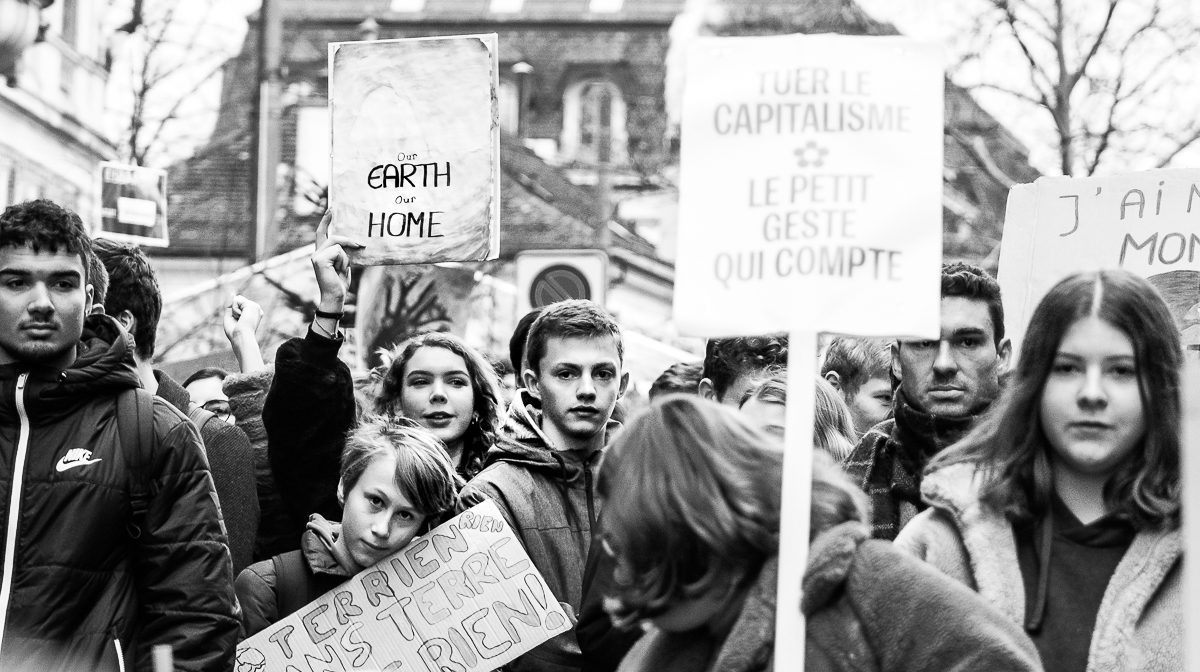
[931,270,1183,529]
[375,332,503,480]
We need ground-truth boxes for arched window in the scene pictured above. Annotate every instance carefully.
[561,79,627,166]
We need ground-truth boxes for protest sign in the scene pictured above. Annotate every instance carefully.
[674,34,943,339]
[235,501,571,672]
[327,34,500,266]
[998,169,1200,361]
[674,34,943,668]
[94,162,169,247]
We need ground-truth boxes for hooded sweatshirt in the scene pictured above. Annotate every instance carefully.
[457,390,618,672]
[895,463,1183,672]
[235,515,358,638]
[0,315,239,672]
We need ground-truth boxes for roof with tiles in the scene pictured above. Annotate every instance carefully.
[281,0,686,23]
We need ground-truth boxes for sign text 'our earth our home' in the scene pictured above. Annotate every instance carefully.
[711,67,909,290]
[365,151,450,239]
[1061,181,1200,268]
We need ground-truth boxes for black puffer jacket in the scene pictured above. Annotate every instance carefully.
[0,316,239,672]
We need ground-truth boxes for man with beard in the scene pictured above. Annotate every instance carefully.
[843,263,1011,540]
[0,200,238,671]
[458,300,627,672]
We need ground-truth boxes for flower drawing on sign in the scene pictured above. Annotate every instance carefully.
[235,647,266,672]
[795,141,829,168]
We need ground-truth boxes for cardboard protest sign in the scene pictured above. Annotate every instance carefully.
[673,34,943,339]
[94,162,169,247]
[674,34,943,668]
[998,169,1200,361]
[328,34,500,266]
[235,501,571,672]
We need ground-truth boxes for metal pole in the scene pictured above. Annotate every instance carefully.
[254,0,283,261]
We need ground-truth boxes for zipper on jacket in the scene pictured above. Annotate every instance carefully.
[114,637,125,672]
[0,373,30,660]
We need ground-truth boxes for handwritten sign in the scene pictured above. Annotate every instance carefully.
[235,501,570,672]
[673,34,943,670]
[673,34,943,338]
[94,162,169,247]
[328,34,500,266]
[999,169,1200,360]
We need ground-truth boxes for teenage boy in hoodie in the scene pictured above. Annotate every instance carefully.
[458,300,627,672]
[0,200,238,671]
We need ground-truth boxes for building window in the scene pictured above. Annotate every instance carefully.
[498,79,519,135]
[489,0,524,12]
[561,80,627,166]
[390,0,426,11]
[589,0,624,12]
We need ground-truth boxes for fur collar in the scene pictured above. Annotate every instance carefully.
[922,463,1183,671]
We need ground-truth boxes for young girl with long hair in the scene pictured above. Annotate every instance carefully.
[236,416,459,637]
[264,213,503,544]
[599,395,1040,672]
[896,269,1184,671]
[374,331,504,480]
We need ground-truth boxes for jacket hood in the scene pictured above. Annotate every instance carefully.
[0,314,141,424]
[302,514,357,578]
[486,388,620,485]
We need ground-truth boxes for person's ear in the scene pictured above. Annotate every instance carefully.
[117,310,136,335]
[997,337,1013,374]
[337,479,346,507]
[522,368,541,401]
[698,378,717,401]
[890,341,903,382]
[823,370,841,392]
[90,304,105,316]
[617,372,629,400]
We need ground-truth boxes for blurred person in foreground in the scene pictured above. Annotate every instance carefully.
[600,395,1040,672]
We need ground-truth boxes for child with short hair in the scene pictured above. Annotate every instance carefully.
[235,416,459,637]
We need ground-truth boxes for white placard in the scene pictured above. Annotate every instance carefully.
[674,33,944,670]
[328,34,500,266]
[235,501,570,672]
[998,170,1200,360]
[674,34,943,339]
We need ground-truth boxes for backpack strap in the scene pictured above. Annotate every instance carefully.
[118,388,156,539]
[272,550,315,620]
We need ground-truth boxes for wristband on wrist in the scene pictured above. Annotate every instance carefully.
[314,309,344,320]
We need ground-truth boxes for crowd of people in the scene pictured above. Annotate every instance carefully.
[0,198,1186,672]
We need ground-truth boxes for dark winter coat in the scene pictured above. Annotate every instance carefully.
[156,369,260,575]
[263,329,355,541]
[0,315,239,672]
[234,515,354,638]
[457,391,616,672]
[617,522,1042,672]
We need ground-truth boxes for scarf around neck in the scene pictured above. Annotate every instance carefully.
[889,390,985,505]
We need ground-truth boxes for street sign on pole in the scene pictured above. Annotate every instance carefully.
[515,250,608,315]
